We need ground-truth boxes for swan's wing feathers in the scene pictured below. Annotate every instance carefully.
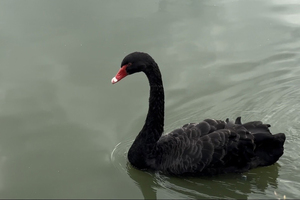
[203,118,227,131]
[152,117,284,175]
[235,116,242,124]
[180,119,226,137]
[242,121,271,134]
[229,117,271,134]
[155,123,255,175]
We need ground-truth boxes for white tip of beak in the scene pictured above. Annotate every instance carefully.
[111,77,118,84]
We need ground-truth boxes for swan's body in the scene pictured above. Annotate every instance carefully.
[111,52,285,175]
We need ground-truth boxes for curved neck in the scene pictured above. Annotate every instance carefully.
[140,66,165,143]
[128,63,165,169]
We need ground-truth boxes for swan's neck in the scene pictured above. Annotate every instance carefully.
[141,67,165,143]
[128,65,164,169]
[143,86,164,139]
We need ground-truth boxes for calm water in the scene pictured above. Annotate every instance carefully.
[0,0,300,199]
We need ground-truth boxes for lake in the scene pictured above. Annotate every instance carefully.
[0,0,299,199]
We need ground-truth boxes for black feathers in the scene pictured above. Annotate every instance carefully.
[113,52,286,176]
[152,117,284,175]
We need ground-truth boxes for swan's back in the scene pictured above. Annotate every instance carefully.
[152,117,285,175]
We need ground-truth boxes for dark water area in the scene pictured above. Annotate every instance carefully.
[0,0,299,199]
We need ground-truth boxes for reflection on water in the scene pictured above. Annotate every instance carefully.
[111,140,282,199]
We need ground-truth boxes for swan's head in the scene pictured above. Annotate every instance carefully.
[111,52,156,84]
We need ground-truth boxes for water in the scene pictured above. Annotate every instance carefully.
[0,0,299,199]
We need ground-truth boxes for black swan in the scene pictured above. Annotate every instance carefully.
[111,52,286,176]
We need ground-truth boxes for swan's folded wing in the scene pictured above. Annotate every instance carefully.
[153,121,255,175]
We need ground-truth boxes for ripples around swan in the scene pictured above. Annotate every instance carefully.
[111,139,286,199]
[111,49,299,199]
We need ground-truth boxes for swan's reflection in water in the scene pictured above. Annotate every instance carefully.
[126,162,281,199]
[111,140,281,199]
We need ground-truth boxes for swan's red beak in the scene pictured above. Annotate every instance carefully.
[111,64,129,84]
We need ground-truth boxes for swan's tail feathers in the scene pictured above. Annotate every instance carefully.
[253,132,286,167]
